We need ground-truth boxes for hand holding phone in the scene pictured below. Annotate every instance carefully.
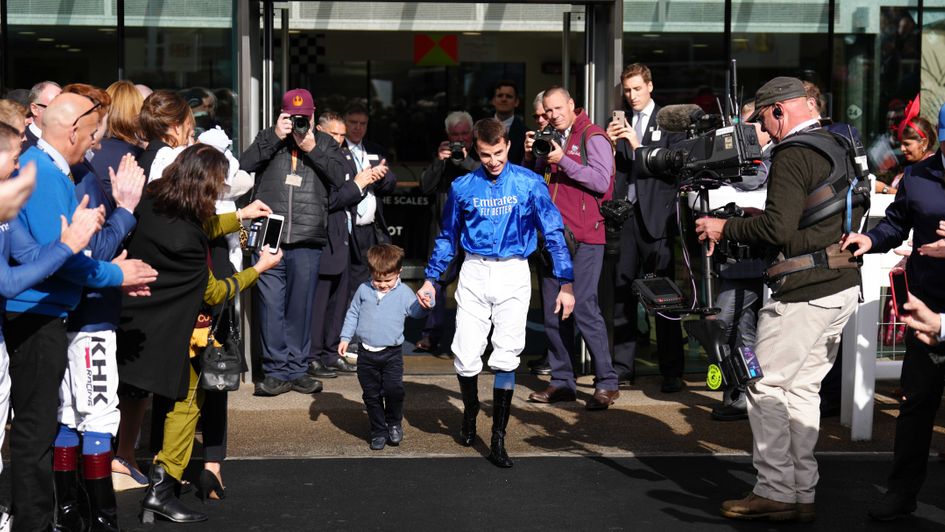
[889,267,909,315]
[261,214,285,254]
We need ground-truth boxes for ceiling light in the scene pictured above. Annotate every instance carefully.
[463,32,481,36]
[56,44,70,48]
[653,49,664,54]
[642,33,660,38]
[288,30,301,34]
[68,48,82,52]
[38,37,55,42]
[732,37,749,43]
[18,31,35,35]
[98,28,116,32]
[693,43,708,48]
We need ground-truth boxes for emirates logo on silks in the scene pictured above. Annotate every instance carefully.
[292,95,304,107]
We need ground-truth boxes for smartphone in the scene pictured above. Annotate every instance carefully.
[612,110,628,128]
[261,214,284,254]
[889,267,909,315]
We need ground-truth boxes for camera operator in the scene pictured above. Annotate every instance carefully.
[607,63,687,392]
[241,89,346,397]
[696,77,864,522]
[841,108,945,521]
[524,86,620,411]
[416,111,480,352]
[707,99,773,422]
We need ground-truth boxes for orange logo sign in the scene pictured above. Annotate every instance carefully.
[293,95,304,107]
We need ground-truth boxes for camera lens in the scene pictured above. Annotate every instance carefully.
[532,138,552,159]
[291,115,310,136]
[449,142,465,163]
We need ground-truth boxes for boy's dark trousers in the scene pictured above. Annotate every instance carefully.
[356,345,405,439]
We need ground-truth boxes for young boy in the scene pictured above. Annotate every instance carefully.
[339,244,431,450]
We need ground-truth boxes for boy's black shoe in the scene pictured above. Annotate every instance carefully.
[254,377,292,397]
[370,437,386,451]
[325,358,357,373]
[290,374,323,394]
[868,492,916,521]
[387,425,403,445]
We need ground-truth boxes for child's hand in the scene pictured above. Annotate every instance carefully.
[338,340,349,357]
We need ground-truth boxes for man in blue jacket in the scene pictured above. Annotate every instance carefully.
[5,93,157,531]
[418,118,574,468]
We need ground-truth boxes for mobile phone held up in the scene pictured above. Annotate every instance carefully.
[247,214,285,254]
[889,267,909,315]
[612,110,629,128]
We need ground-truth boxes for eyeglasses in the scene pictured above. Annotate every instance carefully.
[532,113,544,120]
[72,98,101,127]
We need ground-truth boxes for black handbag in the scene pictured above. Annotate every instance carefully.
[199,280,242,392]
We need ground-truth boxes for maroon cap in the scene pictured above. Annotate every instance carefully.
[282,88,315,115]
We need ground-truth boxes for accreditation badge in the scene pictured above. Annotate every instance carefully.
[285,173,302,187]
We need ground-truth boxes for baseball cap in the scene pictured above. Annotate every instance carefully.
[938,102,945,141]
[745,76,808,123]
[282,88,314,116]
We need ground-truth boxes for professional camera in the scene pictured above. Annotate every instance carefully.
[291,114,310,137]
[448,141,466,164]
[532,126,558,159]
[635,112,763,188]
[600,199,633,257]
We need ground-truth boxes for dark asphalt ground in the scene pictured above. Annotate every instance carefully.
[111,455,945,531]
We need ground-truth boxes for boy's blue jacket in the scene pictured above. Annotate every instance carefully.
[424,163,573,283]
[341,281,429,348]
[5,146,123,317]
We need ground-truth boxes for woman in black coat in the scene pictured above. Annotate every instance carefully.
[116,144,275,523]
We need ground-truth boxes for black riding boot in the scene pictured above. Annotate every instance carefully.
[457,375,480,446]
[141,463,208,524]
[84,468,120,532]
[487,388,514,468]
[53,447,85,532]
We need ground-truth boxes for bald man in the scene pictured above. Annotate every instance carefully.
[24,81,61,150]
[6,92,157,531]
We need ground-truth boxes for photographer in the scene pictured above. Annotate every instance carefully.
[696,77,864,522]
[607,63,687,392]
[708,99,773,422]
[841,108,945,521]
[241,89,346,397]
[416,111,479,352]
[525,87,620,411]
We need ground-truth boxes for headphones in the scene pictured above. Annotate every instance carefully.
[772,105,783,119]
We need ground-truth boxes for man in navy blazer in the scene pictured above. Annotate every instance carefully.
[343,104,397,301]
[607,63,686,393]
[308,112,387,379]
[842,130,945,521]
[22,81,61,151]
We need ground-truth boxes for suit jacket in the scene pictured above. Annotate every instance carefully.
[319,143,361,275]
[614,103,684,239]
[350,139,396,257]
[507,115,527,166]
[22,126,39,152]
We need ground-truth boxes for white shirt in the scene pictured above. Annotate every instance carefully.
[347,140,378,225]
[496,114,514,132]
[633,99,656,138]
[784,118,821,139]
[37,139,70,176]
[28,122,42,141]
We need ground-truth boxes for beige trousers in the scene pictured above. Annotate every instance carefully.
[747,285,858,504]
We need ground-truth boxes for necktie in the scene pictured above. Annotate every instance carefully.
[627,112,645,204]
[351,144,365,172]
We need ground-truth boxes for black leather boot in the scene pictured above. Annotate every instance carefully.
[140,463,208,524]
[487,388,514,468]
[53,447,85,532]
[84,475,120,531]
[457,375,480,446]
